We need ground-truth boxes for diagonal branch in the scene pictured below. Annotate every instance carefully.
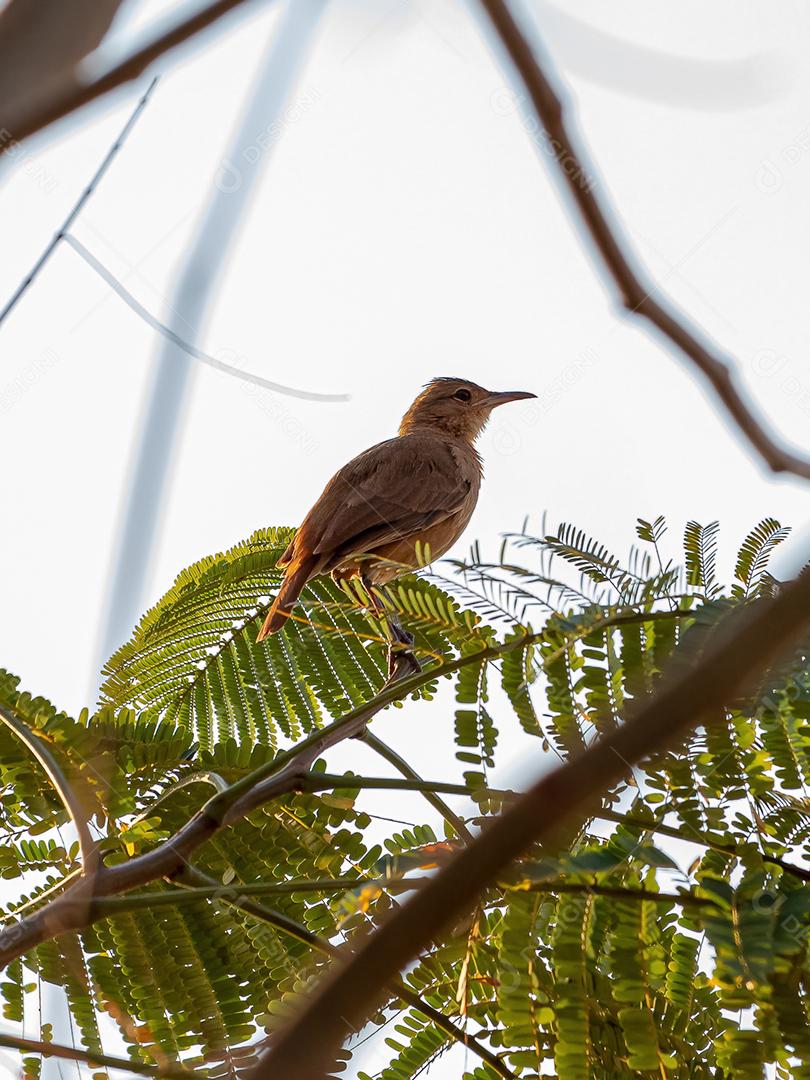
[0,666,433,967]
[598,807,810,882]
[359,730,474,841]
[0,705,96,867]
[478,0,810,483]
[0,0,129,130]
[253,559,810,1079]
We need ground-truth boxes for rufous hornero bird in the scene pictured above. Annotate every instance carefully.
[256,377,535,672]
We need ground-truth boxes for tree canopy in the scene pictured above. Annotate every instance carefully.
[2,517,810,1078]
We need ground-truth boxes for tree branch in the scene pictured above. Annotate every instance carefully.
[597,807,810,883]
[62,234,349,401]
[0,78,158,328]
[0,0,129,130]
[254,562,810,1078]
[764,853,810,882]
[359,731,474,841]
[0,1031,193,1078]
[513,880,718,910]
[84,875,432,917]
[478,0,810,482]
[90,872,719,918]
[303,772,474,797]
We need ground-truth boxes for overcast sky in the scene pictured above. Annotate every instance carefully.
[3,0,810,1075]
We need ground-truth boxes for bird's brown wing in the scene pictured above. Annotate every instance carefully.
[295,433,474,565]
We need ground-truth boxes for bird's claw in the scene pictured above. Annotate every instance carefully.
[387,646,422,681]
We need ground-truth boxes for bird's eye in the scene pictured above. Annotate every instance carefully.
[453,388,472,402]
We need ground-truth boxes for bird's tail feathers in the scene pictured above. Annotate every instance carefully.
[257,555,317,641]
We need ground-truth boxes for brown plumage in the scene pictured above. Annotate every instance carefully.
[256,377,535,641]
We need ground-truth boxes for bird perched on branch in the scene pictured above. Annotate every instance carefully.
[257,377,535,671]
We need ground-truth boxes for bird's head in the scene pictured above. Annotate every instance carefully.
[398,377,536,441]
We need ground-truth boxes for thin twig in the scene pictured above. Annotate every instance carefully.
[0,0,263,151]
[0,1031,192,1078]
[0,705,96,867]
[478,0,810,482]
[129,770,228,828]
[512,880,718,910]
[62,234,348,402]
[0,78,158,328]
[302,772,476,798]
[597,807,810,883]
[85,875,432,915]
[358,731,474,841]
[87,871,719,916]
[0,867,83,925]
[254,559,810,1079]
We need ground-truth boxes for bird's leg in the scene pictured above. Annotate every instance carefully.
[360,574,421,681]
[376,582,421,681]
[359,572,386,621]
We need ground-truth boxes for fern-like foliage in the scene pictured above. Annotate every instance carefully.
[4,516,810,1079]
[99,528,494,752]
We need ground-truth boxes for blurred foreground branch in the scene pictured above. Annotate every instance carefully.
[0,0,263,152]
[479,0,810,482]
[0,0,129,135]
[95,0,333,687]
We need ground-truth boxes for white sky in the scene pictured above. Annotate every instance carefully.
[2,0,810,1076]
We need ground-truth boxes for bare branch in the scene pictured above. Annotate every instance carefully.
[0,0,263,151]
[254,564,810,1079]
[0,78,158,328]
[62,234,349,402]
[478,0,810,483]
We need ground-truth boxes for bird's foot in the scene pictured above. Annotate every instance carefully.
[387,645,422,682]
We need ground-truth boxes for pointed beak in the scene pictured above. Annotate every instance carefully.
[482,389,537,408]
